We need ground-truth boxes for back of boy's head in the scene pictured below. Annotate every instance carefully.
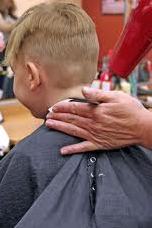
[5,2,99,88]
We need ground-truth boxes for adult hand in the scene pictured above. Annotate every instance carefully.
[46,87,152,154]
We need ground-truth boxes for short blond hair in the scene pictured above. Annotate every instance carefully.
[6,2,99,85]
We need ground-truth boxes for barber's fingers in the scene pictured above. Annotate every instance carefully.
[82,87,126,103]
[46,119,91,139]
[48,101,96,118]
[61,141,98,155]
[46,112,92,130]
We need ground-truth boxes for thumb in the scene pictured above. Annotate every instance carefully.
[82,87,115,103]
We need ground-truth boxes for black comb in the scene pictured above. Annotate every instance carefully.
[69,98,99,105]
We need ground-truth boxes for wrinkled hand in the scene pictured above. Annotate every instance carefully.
[46,87,152,154]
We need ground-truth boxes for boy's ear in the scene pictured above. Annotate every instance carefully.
[26,62,41,91]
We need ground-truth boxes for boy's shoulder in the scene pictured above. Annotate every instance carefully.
[13,123,82,157]
[0,124,83,196]
[3,124,82,175]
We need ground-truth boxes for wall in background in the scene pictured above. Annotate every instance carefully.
[15,0,81,16]
[15,0,47,16]
[82,0,123,60]
[82,0,152,61]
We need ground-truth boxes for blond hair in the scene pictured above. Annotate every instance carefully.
[6,2,99,85]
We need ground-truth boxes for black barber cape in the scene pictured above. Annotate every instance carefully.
[15,146,152,228]
[0,125,152,228]
[0,124,79,228]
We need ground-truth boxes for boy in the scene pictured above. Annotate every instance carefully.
[0,2,99,228]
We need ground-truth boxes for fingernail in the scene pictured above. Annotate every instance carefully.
[46,113,50,119]
[61,148,68,155]
[47,113,53,117]
[46,120,54,127]
[48,107,54,113]
[48,105,58,113]
[83,87,92,94]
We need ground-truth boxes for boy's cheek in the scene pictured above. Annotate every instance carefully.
[13,78,22,100]
[13,77,20,97]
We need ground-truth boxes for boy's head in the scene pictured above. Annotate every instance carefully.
[5,2,99,118]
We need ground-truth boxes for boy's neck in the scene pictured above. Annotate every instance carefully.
[47,85,84,108]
